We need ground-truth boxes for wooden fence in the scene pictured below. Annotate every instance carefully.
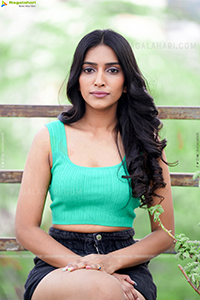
[0,104,199,253]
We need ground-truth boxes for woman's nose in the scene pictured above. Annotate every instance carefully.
[94,70,106,87]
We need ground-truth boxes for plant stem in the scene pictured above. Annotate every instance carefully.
[159,222,177,242]
[178,264,200,295]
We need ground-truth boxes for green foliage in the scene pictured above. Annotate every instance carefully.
[175,233,200,290]
[148,204,200,294]
[148,205,173,238]
[148,205,164,222]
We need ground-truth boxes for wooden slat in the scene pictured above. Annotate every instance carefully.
[157,106,200,120]
[0,238,26,251]
[0,105,200,119]
[0,104,70,118]
[0,237,176,253]
[1,237,198,255]
[0,170,23,183]
[0,170,199,186]
[170,173,199,187]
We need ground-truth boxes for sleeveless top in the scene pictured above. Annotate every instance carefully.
[45,120,141,227]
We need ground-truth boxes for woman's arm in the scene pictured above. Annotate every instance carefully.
[108,150,175,270]
[15,126,80,267]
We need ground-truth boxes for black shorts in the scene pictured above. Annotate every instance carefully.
[24,227,157,300]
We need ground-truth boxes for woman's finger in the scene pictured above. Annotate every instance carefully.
[111,273,138,300]
[63,260,103,272]
[85,263,102,271]
[116,274,137,289]
[122,280,139,300]
[63,260,87,271]
[129,286,139,300]
[125,276,137,287]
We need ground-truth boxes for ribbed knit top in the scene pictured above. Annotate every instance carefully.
[45,120,140,227]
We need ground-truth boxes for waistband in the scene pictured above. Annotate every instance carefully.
[49,227,135,241]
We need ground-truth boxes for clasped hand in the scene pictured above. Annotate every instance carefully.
[63,253,139,300]
[63,253,115,273]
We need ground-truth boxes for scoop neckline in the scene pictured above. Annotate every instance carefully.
[60,121,125,169]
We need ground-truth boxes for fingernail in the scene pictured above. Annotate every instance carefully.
[63,267,68,272]
[68,267,74,272]
[134,281,138,287]
[86,265,91,269]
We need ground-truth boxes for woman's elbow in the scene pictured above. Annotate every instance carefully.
[162,231,175,252]
[15,221,26,246]
[15,217,34,247]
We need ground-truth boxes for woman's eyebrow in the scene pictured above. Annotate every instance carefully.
[83,61,120,66]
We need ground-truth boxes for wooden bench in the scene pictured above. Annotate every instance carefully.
[0,104,200,254]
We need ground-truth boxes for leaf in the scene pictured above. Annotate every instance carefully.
[195,265,200,274]
[148,204,163,216]
[183,251,190,259]
[193,171,200,180]
[175,241,182,252]
[148,206,157,215]
[153,211,160,222]
[175,233,189,244]
[184,262,198,272]
[175,252,182,260]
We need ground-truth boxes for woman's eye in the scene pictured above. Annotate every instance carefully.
[107,68,119,74]
[83,67,95,73]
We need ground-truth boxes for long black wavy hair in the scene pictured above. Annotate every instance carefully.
[58,29,168,207]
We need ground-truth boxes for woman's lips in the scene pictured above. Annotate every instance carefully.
[90,91,109,98]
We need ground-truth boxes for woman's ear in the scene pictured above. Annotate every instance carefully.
[123,86,127,93]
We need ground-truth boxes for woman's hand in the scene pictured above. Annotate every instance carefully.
[63,255,139,299]
[62,253,116,274]
[112,273,139,300]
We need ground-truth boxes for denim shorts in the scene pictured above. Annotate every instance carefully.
[24,227,157,300]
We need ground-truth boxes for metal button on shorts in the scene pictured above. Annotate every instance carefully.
[96,234,102,241]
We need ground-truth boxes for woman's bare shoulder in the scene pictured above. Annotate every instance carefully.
[34,125,50,138]
[32,125,51,148]
[26,126,52,168]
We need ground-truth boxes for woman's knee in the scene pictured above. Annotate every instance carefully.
[86,270,124,300]
[32,269,124,300]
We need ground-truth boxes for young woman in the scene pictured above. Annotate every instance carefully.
[15,29,174,300]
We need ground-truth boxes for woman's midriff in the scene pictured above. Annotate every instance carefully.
[52,224,131,233]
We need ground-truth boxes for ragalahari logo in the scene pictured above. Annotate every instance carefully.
[1,1,7,6]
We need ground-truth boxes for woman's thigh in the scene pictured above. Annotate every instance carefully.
[31,268,125,300]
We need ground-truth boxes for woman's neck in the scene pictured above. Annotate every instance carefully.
[78,105,118,134]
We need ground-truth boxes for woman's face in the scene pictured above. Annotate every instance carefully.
[79,44,126,112]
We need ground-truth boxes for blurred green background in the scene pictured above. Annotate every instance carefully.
[0,0,200,299]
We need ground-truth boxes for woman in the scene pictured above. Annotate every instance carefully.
[15,29,174,300]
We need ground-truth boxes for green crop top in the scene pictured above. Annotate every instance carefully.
[45,120,141,227]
